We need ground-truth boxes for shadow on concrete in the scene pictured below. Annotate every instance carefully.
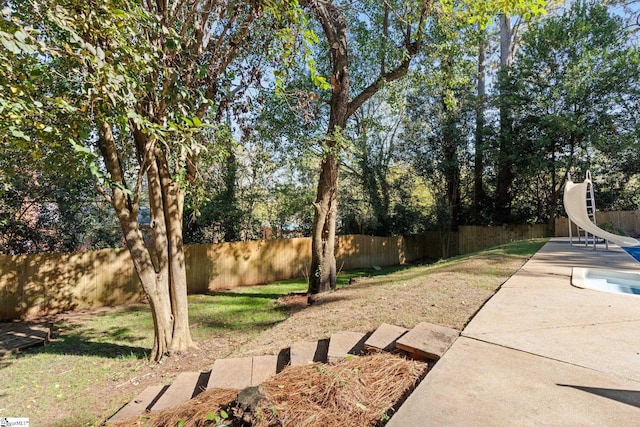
[557,384,640,408]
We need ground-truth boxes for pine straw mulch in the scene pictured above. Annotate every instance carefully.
[112,353,428,427]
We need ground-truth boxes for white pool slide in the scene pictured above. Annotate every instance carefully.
[563,173,640,249]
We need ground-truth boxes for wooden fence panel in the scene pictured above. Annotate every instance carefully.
[555,211,640,238]
[458,224,548,254]
[402,233,443,261]
[336,235,402,270]
[0,248,140,319]
[1,225,551,320]
[186,237,312,292]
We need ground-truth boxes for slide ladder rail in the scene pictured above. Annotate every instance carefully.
[567,173,574,244]
[583,171,598,248]
[567,172,596,247]
[568,171,603,249]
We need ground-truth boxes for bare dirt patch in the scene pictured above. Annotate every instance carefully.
[275,292,309,314]
[235,255,525,358]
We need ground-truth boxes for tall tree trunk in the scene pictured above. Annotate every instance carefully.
[305,0,349,294]
[309,153,339,293]
[495,13,516,224]
[144,141,174,361]
[304,0,427,294]
[443,140,461,231]
[547,142,570,237]
[439,54,461,231]
[548,168,557,236]
[223,148,240,242]
[495,110,515,223]
[473,27,487,223]
[303,1,350,294]
[158,157,194,353]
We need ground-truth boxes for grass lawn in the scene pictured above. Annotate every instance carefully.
[0,238,547,426]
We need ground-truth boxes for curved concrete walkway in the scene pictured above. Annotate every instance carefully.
[389,238,640,426]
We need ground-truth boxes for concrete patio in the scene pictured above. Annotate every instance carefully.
[388,237,640,426]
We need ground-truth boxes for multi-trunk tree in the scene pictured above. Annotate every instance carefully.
[2,0,306,361]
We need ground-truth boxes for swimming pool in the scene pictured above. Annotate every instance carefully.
[622,245,640,263]
[572,267,640,296]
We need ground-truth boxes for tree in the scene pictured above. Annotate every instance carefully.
[509,0,640,230]
[473,24,489,223]
[1,6,120,254]
[301,0,431,294]
[0,148,121,254]
[403,15,477,234]
[493,12,520,223]
[341,90,406,236]
[300,0,546,294]
[2,0,305,361]
[491,3,558,223]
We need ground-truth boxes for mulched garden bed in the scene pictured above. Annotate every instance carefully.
[111,352,428,426]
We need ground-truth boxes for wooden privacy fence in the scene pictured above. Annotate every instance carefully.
[0,224,548,320]
[457,224,548,254]
[555,211,640,238]
[0,249,140,321]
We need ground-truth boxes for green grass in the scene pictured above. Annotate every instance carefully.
[343,238,549,285]
[0,238,547,426]
[436,238,548,264]
[188,267,409,341]
[189,281,306,340]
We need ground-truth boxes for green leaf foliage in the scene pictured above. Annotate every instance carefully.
[506,0,640,219]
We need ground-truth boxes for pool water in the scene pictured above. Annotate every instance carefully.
[572,267,640,296]
[622,245,640,263]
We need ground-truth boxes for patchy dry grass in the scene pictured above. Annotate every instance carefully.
[235,239,547,357]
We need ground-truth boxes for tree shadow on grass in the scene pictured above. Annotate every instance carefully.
[192,300,292,332]
[0,311,150,369]
[201,265,424,314]
[196,317,288,332]
[206,291,291,300]
[36,334,149,359]
[0,336,149,371]
[45,305,151,356]
[41,314,150,359]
